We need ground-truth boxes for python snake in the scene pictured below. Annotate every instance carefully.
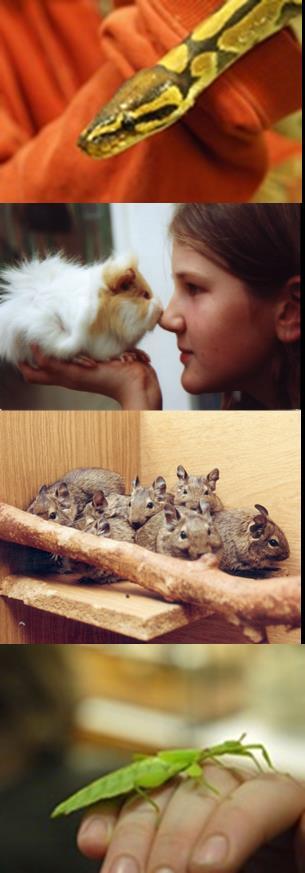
[78,0,302,158]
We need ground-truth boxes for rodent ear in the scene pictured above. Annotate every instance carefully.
[254,503,269,517]
[92,490,107,510]
[38,485,48,494]
[110,268,136,295]
[198,499,211,517]
[55,482,70,500]
[164,504,180,530]
[207,468,220,490]
[249,509,268,538]
[177,465,188,482]
[152,476,167,495]
[131,476,141,491]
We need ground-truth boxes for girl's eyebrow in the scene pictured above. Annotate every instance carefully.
[172,270,210,283]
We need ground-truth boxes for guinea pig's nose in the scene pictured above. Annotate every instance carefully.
[132,521,141,530]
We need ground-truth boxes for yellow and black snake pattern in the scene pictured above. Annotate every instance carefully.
[78,0,301,158]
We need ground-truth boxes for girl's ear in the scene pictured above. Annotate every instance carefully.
[275,276,300,343]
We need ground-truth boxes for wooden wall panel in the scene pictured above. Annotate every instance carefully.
[0,410,140,508]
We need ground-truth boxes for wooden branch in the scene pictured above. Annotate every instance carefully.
[0,502,300,630]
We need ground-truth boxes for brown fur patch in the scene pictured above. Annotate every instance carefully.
[89,266,153,336]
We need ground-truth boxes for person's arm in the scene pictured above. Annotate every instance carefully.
[77,764,305,873]
[18,346,162,410]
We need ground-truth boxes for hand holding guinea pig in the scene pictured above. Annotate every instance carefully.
[0,252,162,365]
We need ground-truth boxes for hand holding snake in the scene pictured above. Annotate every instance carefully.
[78,0,302,159]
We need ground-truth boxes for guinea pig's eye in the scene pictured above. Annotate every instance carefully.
[49,512,57,520]
[120,280,132,291]
[183,488,188,495]
[207,527,211,535]
[268,537,279,547]
[147,501,154,509]
[179,530,188,540]
[203,488,209,495]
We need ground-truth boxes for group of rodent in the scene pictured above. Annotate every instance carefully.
[25,465,290,582]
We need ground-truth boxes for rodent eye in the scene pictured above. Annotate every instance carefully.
[49,512,57,520]
[180,530,188,540]
[142,290,150,299]
[120,280,132,291]
[183,488,188,495]
[147,501,154,509]
[207,527,211,535]
[268,538,279,547]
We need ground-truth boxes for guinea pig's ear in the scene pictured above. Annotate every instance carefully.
[249,507,268,539]
[207,468,220,490]
[177,465,188,482]
[152,476,167,496]
[38,484,48,494]
[131,476,140,491]
[164,504,180,530]
[111,268,136,295]
[92,490,107,510]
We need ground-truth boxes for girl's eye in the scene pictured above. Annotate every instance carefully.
[184,280,208,296]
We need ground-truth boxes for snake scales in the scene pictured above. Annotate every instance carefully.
[78,0,301,158]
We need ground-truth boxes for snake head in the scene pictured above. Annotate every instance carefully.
[78,66,187,158]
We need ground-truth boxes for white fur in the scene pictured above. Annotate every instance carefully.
[0,252,162,365]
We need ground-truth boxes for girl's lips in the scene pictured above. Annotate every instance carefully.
[180,350,193,364]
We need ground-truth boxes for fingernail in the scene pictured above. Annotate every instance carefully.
[109,856,140,873]
[192,834,229,867]
[154,866,174,873]
[78,814,111,844]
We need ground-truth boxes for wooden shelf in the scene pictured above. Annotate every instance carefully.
[0,573,207,641]
[0,574,300,644]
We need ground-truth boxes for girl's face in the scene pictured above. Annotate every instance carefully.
[160,242,279,395]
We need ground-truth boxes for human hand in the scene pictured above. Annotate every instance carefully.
[77,763,305,873]
[17,345,162,409]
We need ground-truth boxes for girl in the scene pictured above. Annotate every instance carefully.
[18,204,300,411]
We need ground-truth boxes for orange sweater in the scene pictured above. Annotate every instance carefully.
[0,0,301,202]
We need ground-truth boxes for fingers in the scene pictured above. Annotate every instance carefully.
[80,785,175,872]
[147,765,240,873]
[189,773,305,872]
[77,801,121,861]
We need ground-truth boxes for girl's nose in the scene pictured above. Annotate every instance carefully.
[159,306,185,334]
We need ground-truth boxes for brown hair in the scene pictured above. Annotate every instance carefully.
[170,204,300,408]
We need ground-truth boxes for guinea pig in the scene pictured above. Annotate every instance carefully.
[0,252,162,365]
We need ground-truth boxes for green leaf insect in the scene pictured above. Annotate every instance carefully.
[51,733,274,818]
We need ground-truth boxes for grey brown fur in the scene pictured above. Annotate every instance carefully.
[173,465,223,513]
[214,504,290,575]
